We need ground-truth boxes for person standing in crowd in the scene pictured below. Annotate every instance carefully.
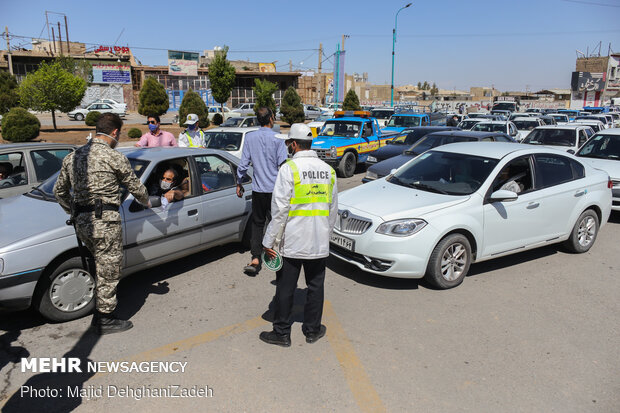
[54,113,151,335]
[134,115,177,147]
[178,113,206,148]
[236,107,287,275]
[260,123,338,347]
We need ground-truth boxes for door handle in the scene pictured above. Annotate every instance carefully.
[574,190,585,197]
[526,202,540,209]
[188,209,198,216]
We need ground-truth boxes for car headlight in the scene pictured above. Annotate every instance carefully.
[330,146,337,158]
[376,219,427,237]
[367,156,377,163]
[365,171,378,180]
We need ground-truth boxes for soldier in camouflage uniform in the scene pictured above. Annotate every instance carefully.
[54,113,150,335]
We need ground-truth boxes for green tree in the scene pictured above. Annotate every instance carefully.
[342,89,361,111]
[0,71,20,114]
[416,81,422,89]
[18,61,86,130]
[55,55,93,83]
[279,86,305,125]
[1,107,40,142]
[128,128,143,139]
[422,81,429,90]
[178,89,209,128]
[252,79,277,116]
[430,83,438,96]
[138,76,169,117]
[85,111,101,126]
[208,46,236,118]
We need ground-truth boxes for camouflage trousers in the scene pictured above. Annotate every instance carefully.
[75,215,123,314]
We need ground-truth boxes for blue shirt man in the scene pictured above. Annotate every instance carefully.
[236,107,287,275]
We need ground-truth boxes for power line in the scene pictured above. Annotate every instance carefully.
[561,0,620,7]
[349,29,620,39]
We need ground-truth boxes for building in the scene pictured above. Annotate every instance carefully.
[570,54,620,108]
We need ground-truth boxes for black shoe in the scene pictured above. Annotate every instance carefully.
[93,313,133,335]
[244,262,261,276]
[259,330,291,347]
[305,325,326,344]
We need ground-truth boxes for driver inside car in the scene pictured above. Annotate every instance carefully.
[150,168,188,203]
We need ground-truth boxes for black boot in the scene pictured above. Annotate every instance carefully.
[92,312,133,335]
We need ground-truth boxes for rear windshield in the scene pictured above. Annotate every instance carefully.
[523,129,575,147]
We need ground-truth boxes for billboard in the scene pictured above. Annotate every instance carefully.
[168,50,199,76]
[571,72,605,92]
[91,62,131,84]
[333,51,346,102]
[259,63,276,73]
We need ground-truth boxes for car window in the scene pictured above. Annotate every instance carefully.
[482,136,494,142]
[491,156,534,194]
[578,130,589,147]
[204,131,243,151]
[524,129,576,147]
[0,152,28,188]
[194,155,237,193]
[145,157,194,201]
[534,154,576,188]
[30,149,72,182]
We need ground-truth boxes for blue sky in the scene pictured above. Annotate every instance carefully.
[2,0,619,91]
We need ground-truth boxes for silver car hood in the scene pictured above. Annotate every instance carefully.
[339,179,470,221]
[0,194,73,251]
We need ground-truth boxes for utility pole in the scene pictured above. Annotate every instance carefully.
[341,34,349,51]
[335,44,341,103]
[57,22,63,54]
[317,43,323,105]
[5,27,13,75]
[51,26,57,55]
[64,15,70,53]
[289,59,292,72]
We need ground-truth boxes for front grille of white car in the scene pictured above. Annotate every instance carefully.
[335,210,372,234]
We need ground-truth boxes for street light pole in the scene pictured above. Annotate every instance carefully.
[391,2,412,107]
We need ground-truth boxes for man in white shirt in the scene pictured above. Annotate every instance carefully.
[178,113,206,148]
[260,123,338,347]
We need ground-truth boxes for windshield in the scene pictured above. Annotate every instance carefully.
[222,117,244,126]
[386,115,422,128]
[577,134,620,160]
[34,159,150,198]
[523,129,575,147]
[513,120,538,130]
[458,120,480,130]
[492,102,517,111]
[405,135,478,156]
[370,110,393,119]
[314,114,332,122]
[204,132,243,151]
[388,151,498,195]
[320,120,362,137]
[551,115,568,122]
[472,123,507,133]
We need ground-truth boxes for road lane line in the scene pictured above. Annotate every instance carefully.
[324,301,387,413]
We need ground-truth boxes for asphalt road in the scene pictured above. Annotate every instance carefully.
[0,171,619,413]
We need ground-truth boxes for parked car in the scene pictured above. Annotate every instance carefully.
[490,109,510,120]
[576,128,620,211]
[572,119,605,133]
[457,118,485,130]
[575,115,611,129]
[466,113,504,121]
[512,117,546,142]
[207,105,233,122]
[522,125,593,153]
[308,113,332,137]
[230,102,255,117]
[0,143,75,199]
[220,116,259,128]
[365,126,459,166]
[89,99,127,112]
[68,102,126,121]
[509,112,539,121]
[0,147,253,320]
[370,107,395,127]
[548,113,570,124]
[363,130,515,183]
[472,121,519,140]
[203,127,260,158]
[303,104,322,120]
[331,142,612,288]
[538,115,557,126]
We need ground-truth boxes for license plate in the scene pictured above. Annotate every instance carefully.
[330,233,355,251]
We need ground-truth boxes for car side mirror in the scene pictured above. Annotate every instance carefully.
[489,189,518,202]
[567,149,575,154]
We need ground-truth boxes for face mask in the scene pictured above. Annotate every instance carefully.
[187,123,196,131]
[160,180,172,190]
[98,132,119,147]
[148,124,158,132]
[287,142,295,155]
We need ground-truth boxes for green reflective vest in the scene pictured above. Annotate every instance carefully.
[286,159,335,217]
[185,130,204,148]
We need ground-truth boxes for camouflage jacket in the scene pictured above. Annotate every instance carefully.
[54,137,149,220]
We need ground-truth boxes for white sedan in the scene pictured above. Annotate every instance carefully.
[329,142,612,289]
[67,102,126,121]
[522,125,593,153]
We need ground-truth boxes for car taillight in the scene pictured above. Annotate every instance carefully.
[608,178,613,189]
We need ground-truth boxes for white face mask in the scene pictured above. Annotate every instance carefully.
[160,180,172,190]
[97,132,119,147]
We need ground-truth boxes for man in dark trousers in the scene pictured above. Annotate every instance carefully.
[54,113,151,335]
[236,107,287,275]
[260,123,338,347]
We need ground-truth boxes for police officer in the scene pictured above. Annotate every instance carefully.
[54,113,151,335]
[178,113,206,148]
[260,123,338,347]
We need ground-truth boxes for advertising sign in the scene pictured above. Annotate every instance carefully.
[571,72,606,92]
[91,62,131,84]
[333,51,346,102]
[168,50,199,76]
[258,63,276,73]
